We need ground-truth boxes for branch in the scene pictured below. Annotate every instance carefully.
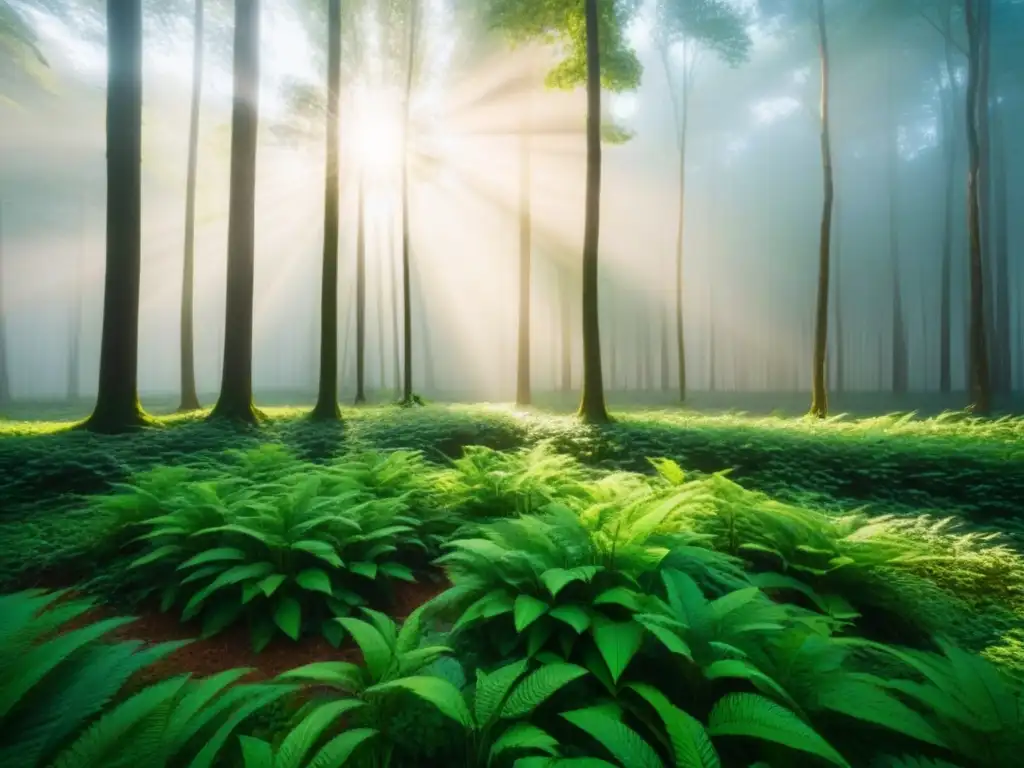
[918,6,967,56]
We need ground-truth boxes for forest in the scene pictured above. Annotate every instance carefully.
[0,0,1022,766]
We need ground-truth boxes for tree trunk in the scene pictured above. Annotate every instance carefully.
[68,226,84,402]
[178,0,203,413]
[832,200,844,393]
[355,170,367,404]
[964,0,992,414]
[887,57,908,395]
[311,0,341,419]
[389,218,401,396]
[673,83,689,402]
[376,240,386,398]
[991,97,1010,395]
[515,128,532,406]
[399,0,418,405]
[0,202,9,409]
[809,0,834,419]
[84,0,147,432]
[659,305,670,391]
[559,266,571,392]
[939,12,957,394]
[577,0,609,423]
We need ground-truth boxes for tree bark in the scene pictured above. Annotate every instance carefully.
[831,200,843,393]
[515,127,532,406]
[887,53,908,395]
[399,0,418,405]
[178,0,203,413]
[355,170,367,404]
[939,9,957,394]
[0,202,9,409]
[577,0,610,423]
[311,0,341,419]
[991,97,1010,394]
[964,0,992,414]
[809,0,834,419]
[376,239,386,397]
[84,0,147,432]
[389,218,401,396]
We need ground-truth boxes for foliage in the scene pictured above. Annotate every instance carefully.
[0,589,291,768]
[654,0,752,66]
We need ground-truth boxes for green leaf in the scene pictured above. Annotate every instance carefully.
[501,663,588,719]
[129,544,183,569]
[322,620,347,648]
[550,605,590,634]
[177,548,247,570]
[337,617,393,681]
[291,539,343,568]
[278,662,363,690]
[349,562,378,579]
[476,659,529,727]
[182,562,276,621]
[306,728,377,768]
[818,680,947,748]
[490,723,559,762]
[273,596,302,641]
[561,707,663,768]
[592,619,644,684]
[276,700,367,768]
[365,676,472,726]
[708,693,850,767]
[515,595,551,633]
[540,566,599,599]
[636,615,693,660]
[258,573,287,598]
[296,568,334,596]
[238,736,274,768]
[380,562,416,582]
[704,660,798,710]
[627,683,721,768]
[593,586,642,612]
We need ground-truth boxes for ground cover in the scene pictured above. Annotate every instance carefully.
[1,404,1023,766]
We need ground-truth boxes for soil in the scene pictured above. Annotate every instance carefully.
[51,571,453,685]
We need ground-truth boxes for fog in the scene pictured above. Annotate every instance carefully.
[0,0,1021,409]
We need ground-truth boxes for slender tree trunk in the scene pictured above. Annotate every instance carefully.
[68,227,83,402]
[991,98,1010,395]
[400,0,418,404]
[577,0,609,423]
[178,0,203,412]
[964,0,992,414]
[0,202,10,409]
[376,240,386,398]
[355,170,367,404]
[659,305,670,391]
[939,14,957,393]
[389,217,400,396]
[832,201,844,393]
[809,0,834,418]
[559,267,572,392]
[887,57,908,395]
[977,5,993,367]
[515,127,532,406]
[311,0,341,419]
[84,0,147,432]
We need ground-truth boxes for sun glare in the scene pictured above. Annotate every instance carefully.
[351,86,404,180]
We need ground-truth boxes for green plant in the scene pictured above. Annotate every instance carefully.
[125,474,425,650]
[0,589,292,768]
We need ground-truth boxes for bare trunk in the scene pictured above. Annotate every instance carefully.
[0,203,9,408]
[389,218,400,396]
[832,201,844,393]
[85,0,147,432]
[939,13,957,394]
[888,55,908,395]
[400,0,418,404]
[355,170,367,404]
[964,0,992,413]
[576,0,609,423]
[515,128,532,406]
[178,0,203,412]
[68,223,84,402]
[310,0,341,419]
[376,238,386,397]
[809,0,834,418]
[991,98,1010,394]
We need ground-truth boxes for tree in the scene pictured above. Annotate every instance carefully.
[83,0,148,433]
[886,49,908,395]
[178,0,204,412]
[964,0,991,413]
[515,106,533,406]
[210,0,262,423]
[355,168,367,404]
[0,202,8,410]
[809,0,835,418]
[311,0,342,419]
[654,0,750,403]
[399,0,420,405]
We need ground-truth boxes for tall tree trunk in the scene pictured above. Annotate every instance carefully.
[68,228,83,402]
[887,59,908,395]
[577,0,609,423]
[809,0,834,418]
[389,218,400,396]
[311,0,341,419]
[355,170,367,404]
[84,0,147,432]
[0,202,10,409]
[178,0,203,412]
[376,240,386,397]
[964,0,992,414]
[832,201,844,393]
[400,0,418,404]
[991,98,1011,395]
[659,305,670,391]
[939,12,957,393]
[673,73,688,403]
[515,127,532,406]
[559,266,571,392]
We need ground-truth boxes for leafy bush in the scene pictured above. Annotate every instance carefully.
[0,589,291,768]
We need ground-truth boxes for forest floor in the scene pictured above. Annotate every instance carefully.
[2,397,1023,680]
